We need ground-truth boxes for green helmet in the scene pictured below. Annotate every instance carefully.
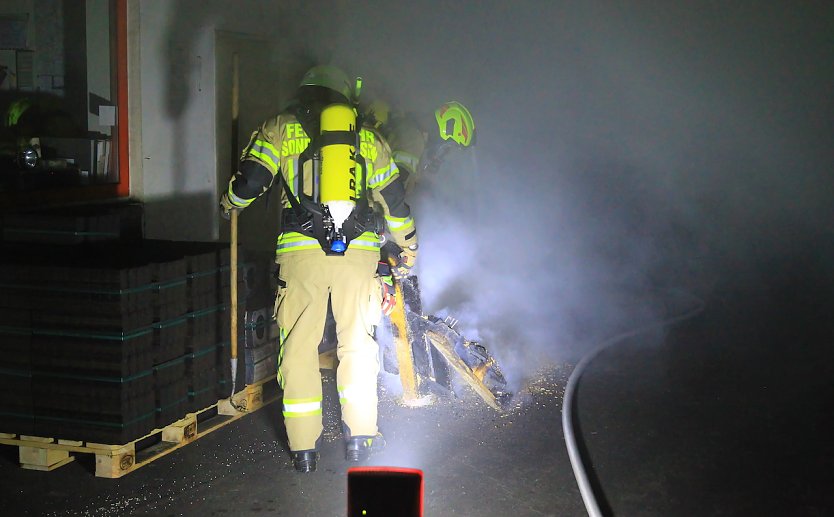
[5,97,32,127]
[298,65,354,104]
[435,101,475,147]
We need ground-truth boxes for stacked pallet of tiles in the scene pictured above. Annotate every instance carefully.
[142,241,242,413]
[0,244,157,444]
[0,305,34,436]
[0,240,245,445]
[144,244,190,430]
[1,202,144,244]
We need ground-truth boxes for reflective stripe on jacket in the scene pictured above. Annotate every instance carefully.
[227,113,416,254]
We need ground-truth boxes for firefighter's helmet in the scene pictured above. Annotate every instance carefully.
[365,99,390,129]
[5,97,32,128]
[298,65,354,104]
[434,101,475,147]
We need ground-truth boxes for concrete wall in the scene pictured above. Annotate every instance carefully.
[132,0,310,243]
[214,31,289,255]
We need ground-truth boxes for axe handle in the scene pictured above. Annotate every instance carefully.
[231,209,238,363]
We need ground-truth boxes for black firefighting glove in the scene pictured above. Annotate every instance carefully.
[419,140,454,176]
[377,262,396,316]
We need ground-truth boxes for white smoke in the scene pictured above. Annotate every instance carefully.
[411,143,682,389]
[267,0,833,389]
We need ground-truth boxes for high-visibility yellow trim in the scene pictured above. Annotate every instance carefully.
[255,138,280,155]
[249,149,278,174]
[287,157,297,196]
[385,215,414,232]
[368,161,398,189]
[227,183,254,207]
[278,233,314,243]
[283,399,322,418]
[338,383,376,406]
[348,231,381,251]
[283,396,323,404]
[349,242,381,252]
[250,139,280,170]
[275,231,381,254]
[392,150,420,174]
[276,235,321,254]
[282,409,322,418]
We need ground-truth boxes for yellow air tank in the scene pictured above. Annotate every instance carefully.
[319,104,357,235]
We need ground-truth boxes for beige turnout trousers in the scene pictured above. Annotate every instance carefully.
[274,249,382,452]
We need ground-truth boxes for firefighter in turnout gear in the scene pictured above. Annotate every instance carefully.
[365,100,475,196]
[220,65,417,473]
[365,98,510,410]
[362,98,502,408]
[365,100,474,278]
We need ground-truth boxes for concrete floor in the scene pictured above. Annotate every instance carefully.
[0,362,582,516]
[2,266,833,516]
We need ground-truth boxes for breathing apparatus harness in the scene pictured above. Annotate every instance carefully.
[278,91,381,255]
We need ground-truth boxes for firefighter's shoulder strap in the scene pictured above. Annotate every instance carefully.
[274,106,340,253]
[271,161,315,240]
[278,104,375,249]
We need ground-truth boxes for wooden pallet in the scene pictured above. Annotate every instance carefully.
[426,329,502,411]
[0,377,278,478]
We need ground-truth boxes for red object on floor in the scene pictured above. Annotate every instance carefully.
[347,466,424,517]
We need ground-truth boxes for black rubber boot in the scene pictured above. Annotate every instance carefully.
[291,450,318,473]
[345,433,386,462]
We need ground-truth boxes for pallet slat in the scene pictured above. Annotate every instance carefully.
[1,378,278,478]
[20,446,73,470]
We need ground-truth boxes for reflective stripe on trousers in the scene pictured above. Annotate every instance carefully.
[274,248,382,451]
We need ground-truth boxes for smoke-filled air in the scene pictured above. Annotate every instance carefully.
[270,1,834,389]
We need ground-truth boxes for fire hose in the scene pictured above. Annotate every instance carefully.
[562,289,705,516]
